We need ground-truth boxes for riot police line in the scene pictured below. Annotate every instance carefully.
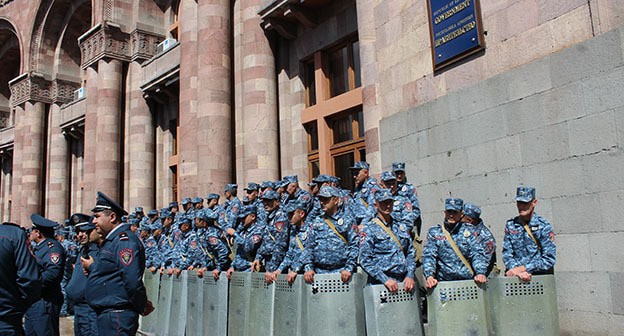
[138,269,559,336]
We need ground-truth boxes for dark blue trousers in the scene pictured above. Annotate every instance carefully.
[24,299,60,336]
[96,309,139,336]
[0,319,23,336]
[73,303,98,336]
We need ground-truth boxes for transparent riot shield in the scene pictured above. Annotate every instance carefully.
[139,270,160,335]
[488,274,559,335]
[363,283,425,336]
[228,272,251,336]
[305,272,366,336]
[156,273,173,333]
[186,272,204,335]
[427,280,489,336]
[273,275,307,336]
[168,271,188,335]
[248,273,276,336]
[203,272,229,336]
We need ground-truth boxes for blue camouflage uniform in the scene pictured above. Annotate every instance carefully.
[85,192,147,336]
[60,233,78,316]
[144,233,161,269]
[302,186,359,274]
[194,211,231,271]
[173,228,199,270]
[24,215,66,336]
[277,202,309,273]
[0,223,41,334]
[422,198,488,281]
[502,186,556,274]
[230,206,264,272]
[359,189,416,285]
[463,203,497,276]
[255,191,290,272]
[350,162,380,224]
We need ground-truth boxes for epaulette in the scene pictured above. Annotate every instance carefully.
[119,232,129,241]
[47,241,55,248]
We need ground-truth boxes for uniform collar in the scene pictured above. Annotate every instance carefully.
[105,223,127,240]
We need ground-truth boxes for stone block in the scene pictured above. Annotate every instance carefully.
[615,107,624,149]
[459,106,509,148]
[465,140,499,176]
[568,111,618,156]
[537,0,587,24]
[506,57,553,101]
[519,123,571,165]
[580,150,624,194]
[582,65,624,116]
[542,81,586,125]
[589,232,624,271]
[610,272,624,315]
[505,94,547,135]
[555,234,591,272]
[556,271,612,313]
[551,193,602,234]
[538,157,584,199]
[559,309,624,335]
[494,134,523,170]
[599,189,624,233]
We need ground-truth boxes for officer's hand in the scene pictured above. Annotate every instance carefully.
[287,271,297,285]
[404,277,415,292]
[80,255,93,273]
[212,269,221,280]
[518,271,532,282]
[149,266,157,273]
[474,274,487,284]
[159,266,165,274]
[174,268,182,276]
[141,300,155,316]
[166,268,174,275]
[196,268,205,278]
[505,265,526,277]
[187,266,194,271]
[226,268,234,280]
[271,270,281,283]
[384,279,399,293]
[304,270,315,284]
[425,276,438,289]
[226,228,236,236]
[340,270,352,283]
[264,271,274,284]
[251,260,261,272]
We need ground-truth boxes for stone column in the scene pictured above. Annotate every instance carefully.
[178,0,199,198]
[1,156,12,222]
[238,0,280,184]
[125,62,154,209]
[10,105,23,223]
[82,66,98,210]
[46,104,69,221]
[196,0,232,193]
[19,101,46,224]
[94,58,123,199]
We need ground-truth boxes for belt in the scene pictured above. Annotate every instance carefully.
[93,305,135,315]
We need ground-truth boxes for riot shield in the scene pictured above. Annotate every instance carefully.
[168,271,188,335]
[228,272,251,336]
[488,274,559,335]
[139,270,161,335]
[248,273,275,336]
[363,283,425,336]
[156,273,173,333]
[427,280,489,336]
[273,275,307,336]
[186,273,204,335]
[305,273,366,336]
[203,272,229,336]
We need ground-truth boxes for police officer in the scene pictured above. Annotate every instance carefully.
[81,192,153,335]
[0,222,41,335]
[302,186,359,284]
[272,201,310,284]
[194,210,231,280]
[283,175,313,212]
[65,214,100,336]
[252,190,290,283]
[225,205,263,277]
[422,198,488,289]
[462,202,497,276]
[349,161,380,224]
[359,189,417,292]
[168,216,196,275]
[224,184,242,229]
[23,214,65,336]
[502,186,556,281]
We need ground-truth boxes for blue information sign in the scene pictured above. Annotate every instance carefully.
[427,0,485,69]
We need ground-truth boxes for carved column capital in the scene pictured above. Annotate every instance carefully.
[52,79,81,104]
[130,29,165,63]
[9,72,53,107]
[78,22,131,69]
[0,0,15,8]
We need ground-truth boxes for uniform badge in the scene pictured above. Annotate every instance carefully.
[49,253,61,264]
[406,202,412,211]
[400,224,406,232]
[362,188,367,193]
[275,221,285,232]
[393,201,400,207]
[531,226,538,231]
[119,248,133,266]
[337,218,344,225]
[209,237,219,245]
[301,232,308,241]
[190,241,198,249]
[147,240,156,248]
[402,186,407,192]
[485,241,495,254]
[252,235,261,244]
[549,232,555,242]
[359,232,367,246]
[463,229,471,238]
[119,232,129,241]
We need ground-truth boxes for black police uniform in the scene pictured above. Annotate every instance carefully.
[24,214,66,336]
[65,214,99,336]
[85,192,148,335]
[0,223,41,335]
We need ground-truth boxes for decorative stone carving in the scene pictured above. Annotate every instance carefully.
[9,73,53,106]
[78,22,131,68]
[130,29,165,62]
[0,0,15,8]
[52,79,81,104]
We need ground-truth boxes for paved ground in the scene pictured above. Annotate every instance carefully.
[60,316,74,335]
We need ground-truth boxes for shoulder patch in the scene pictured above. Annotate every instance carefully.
[119,248,133,266]
[209,236,219,245]
[49,252,61,264]
[252,234,262,244]
[190,240,198,249]
[119,232,129,241]
[275,221,285,232]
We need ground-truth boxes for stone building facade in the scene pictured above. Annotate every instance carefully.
[0,0,622,333]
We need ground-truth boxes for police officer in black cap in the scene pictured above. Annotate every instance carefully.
[80,192,153,335]
[0,222,41,335]
[65,214,100,336]
[24,214,66,336]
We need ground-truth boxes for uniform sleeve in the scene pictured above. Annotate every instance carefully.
[501,224,520,270]
[344,221,359,274]
[468,234,488,276]
[15,234,42,306]
[266,219,290,271]
[404,232,417,279]
[359,226,389,284]
[422,228,439,279]
[117,240,147,313]
[525,223,556,273]
[302,227,317,272]
[41,243,65,288]
[210,238,231,271]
